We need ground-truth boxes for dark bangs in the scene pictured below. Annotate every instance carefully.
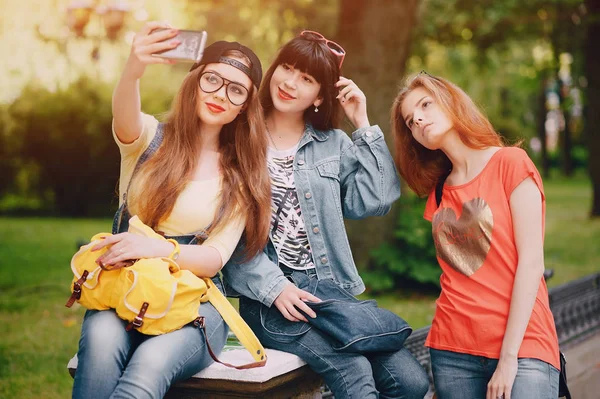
[260,35,342,131]
[278,38,336,88]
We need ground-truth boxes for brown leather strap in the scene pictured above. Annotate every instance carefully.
[65,270,89,308]
[99,259,137,271]
[126,302,149,331]
[193,317,267,370]
[194,206,222,244]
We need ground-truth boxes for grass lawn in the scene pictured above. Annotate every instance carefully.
[0,172,598,398]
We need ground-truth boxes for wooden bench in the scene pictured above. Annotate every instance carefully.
[68,346,323,398]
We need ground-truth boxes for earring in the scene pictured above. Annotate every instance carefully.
[314,106,319,113]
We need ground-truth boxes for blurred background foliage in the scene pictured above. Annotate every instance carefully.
[0,0,598,291]
[1,1,599,397]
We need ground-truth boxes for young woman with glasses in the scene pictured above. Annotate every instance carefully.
[391,72,560,399]
[72,22,271,398]
[223,31,429,399]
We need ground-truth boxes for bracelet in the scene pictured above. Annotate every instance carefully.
[166,239,180,260]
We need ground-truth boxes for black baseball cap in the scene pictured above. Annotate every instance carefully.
[190,41,262,88]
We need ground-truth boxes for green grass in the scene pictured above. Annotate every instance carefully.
[543,173,600,286]
[0,173,598,398]
[0,218,111,399]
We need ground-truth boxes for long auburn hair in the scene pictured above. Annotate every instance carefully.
[391,73,505,197]
[259,33,342,130]
[127,50,271,259]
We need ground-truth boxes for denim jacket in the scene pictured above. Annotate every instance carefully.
[222,124,401,306]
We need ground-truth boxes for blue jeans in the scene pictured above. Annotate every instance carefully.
[430,348,559,399]
[72,302,228,399]
[240,269,429,399]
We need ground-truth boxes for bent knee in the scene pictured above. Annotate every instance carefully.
[381,369,430,399]
[406,372,430,398]
[81,310,127,340]
[327,357,375,396]
[78,310,130,358]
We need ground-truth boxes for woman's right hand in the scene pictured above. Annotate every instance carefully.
[124,21,181,80]
[273,283,321,322]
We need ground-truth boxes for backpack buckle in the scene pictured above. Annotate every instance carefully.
[72,283,82,300]
[65,270,89,308]
[131,315,144,328]
[126,302,149,331]
[193,316,205,329]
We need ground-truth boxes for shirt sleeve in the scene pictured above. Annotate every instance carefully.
[501,147,545,201]
[203,211,246,266]
[338,125,401,219]
[423,189,437,221]
[112,113,159,160]
[113,114,159,202]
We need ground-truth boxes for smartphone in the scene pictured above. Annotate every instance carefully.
[152,29,208,63]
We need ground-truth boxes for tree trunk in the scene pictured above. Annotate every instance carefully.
[585,0,600,217]
[558,80,574,177]
[538,75,550,179]
[335,0,420,268]
[551,2,574,178]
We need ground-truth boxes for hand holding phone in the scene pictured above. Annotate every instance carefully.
[151,29,208,63]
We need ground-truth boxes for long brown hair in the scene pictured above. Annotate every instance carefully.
[391,73,505,197]
[259,34,342,130]
[127,50,271,259]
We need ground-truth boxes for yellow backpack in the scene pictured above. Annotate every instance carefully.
[66,216,266,369]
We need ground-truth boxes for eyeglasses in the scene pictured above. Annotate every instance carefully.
[300,30,346,69]
[199,71,250,106]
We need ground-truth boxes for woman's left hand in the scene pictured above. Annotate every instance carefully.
[487,356,518,399]
[335,77,370,129]
[92,233,174,267]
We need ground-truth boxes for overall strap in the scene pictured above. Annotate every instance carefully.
[121,123,165,203]
[113,124,165,234]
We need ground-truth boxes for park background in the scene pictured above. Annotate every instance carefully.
[0,0,598,397]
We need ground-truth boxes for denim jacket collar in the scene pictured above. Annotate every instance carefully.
[305,123,329,142]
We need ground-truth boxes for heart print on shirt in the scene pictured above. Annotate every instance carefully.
[432,198,494,276]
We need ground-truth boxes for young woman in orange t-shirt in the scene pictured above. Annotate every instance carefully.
[391,72,560,399]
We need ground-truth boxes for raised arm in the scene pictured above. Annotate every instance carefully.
[335,77,401,219]
[112,21,179,144]
[339,125,401,219]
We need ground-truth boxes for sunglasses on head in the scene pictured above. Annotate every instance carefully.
[300,30,346,69]
[412,69,442,82]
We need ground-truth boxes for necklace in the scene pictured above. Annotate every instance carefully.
[265,123,281,152]
[265,122,302,181]
[265,122,304,152]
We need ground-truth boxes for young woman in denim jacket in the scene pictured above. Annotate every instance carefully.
[72,22,271,398]
[391,72,560,399]
[223,31,429,399]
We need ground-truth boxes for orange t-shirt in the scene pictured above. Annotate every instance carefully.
[423,147,560,369]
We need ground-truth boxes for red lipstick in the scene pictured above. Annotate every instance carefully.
[206,102,225,113]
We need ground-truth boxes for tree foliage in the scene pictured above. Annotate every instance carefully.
[0,0,597,289]
[365,195,440,293]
